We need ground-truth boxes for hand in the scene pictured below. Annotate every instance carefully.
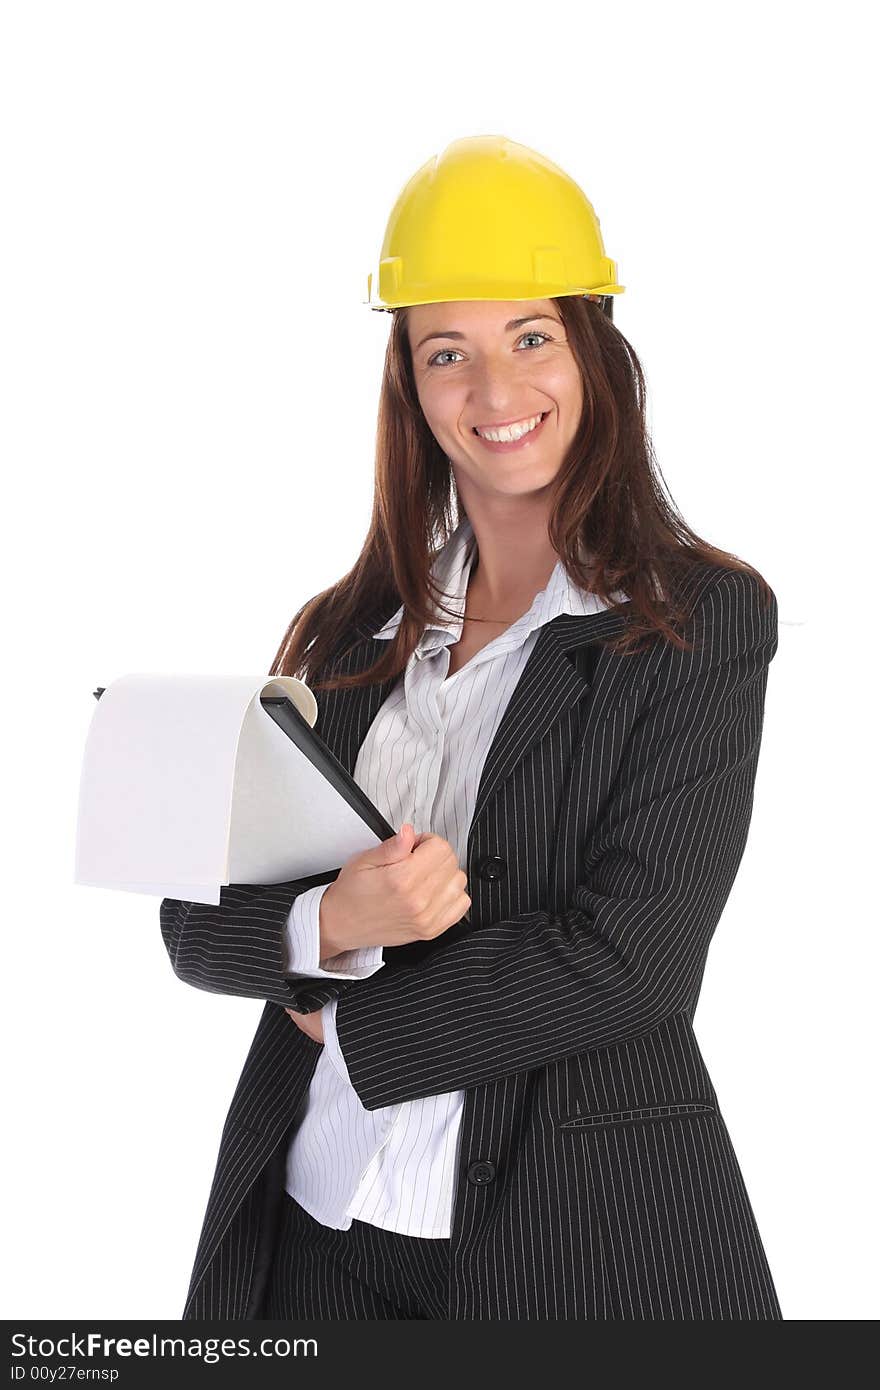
[285,1007,325,1045]
[318,823,471,957]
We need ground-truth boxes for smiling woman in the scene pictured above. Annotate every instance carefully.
[160,133,783,1323]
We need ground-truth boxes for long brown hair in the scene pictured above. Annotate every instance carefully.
[269,295,772,693]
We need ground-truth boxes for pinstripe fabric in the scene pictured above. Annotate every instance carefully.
[281,516,621,1237]
[264,1193,450,1319]
[159,558,783,1319]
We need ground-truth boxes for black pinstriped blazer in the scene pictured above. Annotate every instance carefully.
[160,561,783,1320]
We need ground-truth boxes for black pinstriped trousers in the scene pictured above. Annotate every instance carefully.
[264,1192,452,1319]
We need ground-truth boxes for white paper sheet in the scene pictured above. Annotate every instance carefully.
[74,672,384,905]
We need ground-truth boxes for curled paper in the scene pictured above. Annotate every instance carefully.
[74,672,380,905]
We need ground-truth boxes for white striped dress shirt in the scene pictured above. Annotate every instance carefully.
[281,515,613,1236]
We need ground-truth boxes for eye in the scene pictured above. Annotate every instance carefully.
[426,329,553,368]
[427,347,465,367]
[518,331,552,349]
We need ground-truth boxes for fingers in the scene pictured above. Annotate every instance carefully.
[421,843,469,929]
[418,869,471,939]
[411,834,460,871]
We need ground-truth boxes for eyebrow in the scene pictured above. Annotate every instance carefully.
[414,314,561,353]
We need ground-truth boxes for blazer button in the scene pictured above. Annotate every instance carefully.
[466,1160,497,1186]
[477,855,506,881]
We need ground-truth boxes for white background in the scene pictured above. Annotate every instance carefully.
[2,0,876,1321]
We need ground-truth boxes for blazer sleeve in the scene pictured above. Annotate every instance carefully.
[329,567,780,1111]
[159,867,366,1012]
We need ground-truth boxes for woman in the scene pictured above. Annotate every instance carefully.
[160,134,783,1320]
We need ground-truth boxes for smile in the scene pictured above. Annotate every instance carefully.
[472,412,550,450]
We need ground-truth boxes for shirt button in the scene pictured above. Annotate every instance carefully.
[466,1160,497,1186]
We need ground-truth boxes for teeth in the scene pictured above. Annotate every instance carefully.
[476,413,543,443]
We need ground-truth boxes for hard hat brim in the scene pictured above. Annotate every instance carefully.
[364,284,625,310]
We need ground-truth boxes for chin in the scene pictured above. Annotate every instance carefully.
[483,472,559,499]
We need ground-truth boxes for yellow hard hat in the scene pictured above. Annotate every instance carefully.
[365,134,624,312]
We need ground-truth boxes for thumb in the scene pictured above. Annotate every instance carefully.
[378,822,415,861]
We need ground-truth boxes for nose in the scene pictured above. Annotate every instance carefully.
[468,356,532,421]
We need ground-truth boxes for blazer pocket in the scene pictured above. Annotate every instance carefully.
[557,1101,716,1131]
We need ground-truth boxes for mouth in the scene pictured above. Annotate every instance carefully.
[471,411,550,453]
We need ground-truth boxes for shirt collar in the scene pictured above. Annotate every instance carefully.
[371,516,619,658]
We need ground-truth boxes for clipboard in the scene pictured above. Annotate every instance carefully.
[93,684,398,848]
[89,681,472,947]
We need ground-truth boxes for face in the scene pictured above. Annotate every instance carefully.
[406,298,584,498]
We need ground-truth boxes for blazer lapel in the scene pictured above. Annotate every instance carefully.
[314,604,634,831]
[467,607,632,828]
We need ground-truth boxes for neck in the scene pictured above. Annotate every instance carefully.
[462,506,559,615]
